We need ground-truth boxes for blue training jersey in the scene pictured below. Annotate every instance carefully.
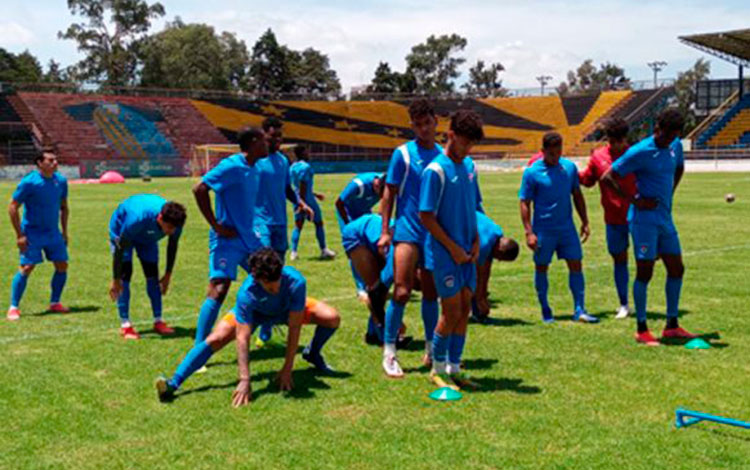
[387,140,442,237]
[109,194,180,245]
[477,211,504,266]
[290,160,314,204]
[202,153,260,252]
[233,266,307,324]
[339,172,382,220]
[419,154,479,270]
[518,157,580,232]
[611,136,684,225]
[12,170,68,235]
[255,151,292,227]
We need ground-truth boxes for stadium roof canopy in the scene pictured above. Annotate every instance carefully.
[679,28,750,67]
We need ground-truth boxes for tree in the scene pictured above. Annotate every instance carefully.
[674,58,711,133]
[247,29,296,94]
[59,0,165,86]
[366,62,415,95]
[291,48,341,95]
[405,34,467,94]
[462,60,508,97]
[140,22,249,90]
[43,60,67,83]
[557,59,630,96]
[0,48,43,83]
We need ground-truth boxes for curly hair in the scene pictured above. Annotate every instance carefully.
[237,126,265,152]
[603,118,629,141]
[262,116,283,132]
[294,144,308,161]
[449,110,484,142]
[249,247,283,282]
[656,108,685,133]
[408,98,436,120]
[160,202,187,227]
[542,132,563,149]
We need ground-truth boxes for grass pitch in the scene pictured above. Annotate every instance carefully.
[1,172,749,469]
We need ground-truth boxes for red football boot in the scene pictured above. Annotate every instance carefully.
[153,321,175,336]
[120,326,141,340]
[635,330,660,346]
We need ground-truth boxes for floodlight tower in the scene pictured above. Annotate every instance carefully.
[536,75,553,96]
[647,61,668,88]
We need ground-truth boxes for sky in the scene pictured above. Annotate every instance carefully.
[1,0,748,92]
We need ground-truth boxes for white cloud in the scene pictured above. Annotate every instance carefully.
[0,22,35,46]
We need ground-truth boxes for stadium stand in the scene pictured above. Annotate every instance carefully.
[697,96,750,148]
[0,93,40,164]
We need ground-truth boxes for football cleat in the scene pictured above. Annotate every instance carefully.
[615,305,630,319]
[382,354,404,378]
[6,307,20,321]
[155,375,176,402]
[635,330,660,346]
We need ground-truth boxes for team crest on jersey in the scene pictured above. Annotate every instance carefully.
[468,172,475,182]
[443,275,455,289]
[219,258,228,268]
[639,245,649,255]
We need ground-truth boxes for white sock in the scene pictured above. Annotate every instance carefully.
[447,362,461,375]
[432,361,447,374]
[383,343,397,357]
[153,317,162,324]
[424,340,432,355]
[121,320,132,328]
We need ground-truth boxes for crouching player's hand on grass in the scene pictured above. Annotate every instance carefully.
[232,379,252,407]
[277,368,294,392]
[109,279,123,301]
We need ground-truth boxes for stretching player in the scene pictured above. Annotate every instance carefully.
[108,195,186,339]
[604,109,695,346]
[191,127,266,344]
[156,248,340,406]
[519,132,598,324]
[378,99,441,377]
[8,150,70,320]
[472,212,520,323]
[579,118,636,319]
[419,110,483,390]
[289,145,336,260]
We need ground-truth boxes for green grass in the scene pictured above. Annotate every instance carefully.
[1,172,750,469]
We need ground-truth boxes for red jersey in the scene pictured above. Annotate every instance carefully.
[579,145,637,225]
[527,151,543,166]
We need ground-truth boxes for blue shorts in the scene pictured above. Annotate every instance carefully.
[341,222,377,255]
[606,224,629,256]
[433,262,477,299]
[294,199,323,224]
[380,251,394,288]
[256,224,288,255]
[209,237,252,281]
[630,220,681,261]
[534,228,582,265]
[20,231,68,265]
[393,216,425,246]
[109,240,159,264]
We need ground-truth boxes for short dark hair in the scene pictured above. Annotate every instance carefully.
[237,126,265,152]
[408,98,436,120]
[450,110,484,142]
[249,247,283,282]
[542,132,563,149]
[160,201,187,227]
[656,108,685,133]
[604,118,629,141]
[262,116,283,132]
[497,237,520,261]
[35,147,55,166]
[294,144,308,160]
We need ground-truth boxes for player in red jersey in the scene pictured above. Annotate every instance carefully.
[579,118,636,318]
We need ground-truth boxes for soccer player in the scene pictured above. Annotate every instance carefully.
[107,195,187,339]
[519,132,599,324]
[7,150,70,320]
[156,248,340,406]
[378,98,442,377]
[603,109,695,346]
[419,110,484,390]
[289,145,336,260]
[472,211,520,323]
[191,126,266,344]
[579,118,636,319]
[255,117,313,260]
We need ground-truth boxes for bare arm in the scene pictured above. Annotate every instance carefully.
[285,183,300,205]
[335,197,349,225]
[8,200,23,240]
[277,311,303,391]
[232,322,252,407]
[572,189,590,243]
[602,169,657,210]
[474,259,492,317]
[377,184,397,255]
[519,199,537,251]
[60,198,69,243]
[579,158,598,188]
[419,211,470,264]
[193,182,237,238]
[673,165,684,193]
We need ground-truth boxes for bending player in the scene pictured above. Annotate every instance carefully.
[108,195,186,339]
[191,127,266,344]
[579,118,636,319]
[378,98,442,377]
[472,212,520,323]
[604,109,695,345]
[156,248,340,406]
[8,149,70,320]
[289,145,336,260]
[519,132,598,324]
[419,110,483,390]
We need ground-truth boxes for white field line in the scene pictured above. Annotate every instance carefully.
[1,243,749,346]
